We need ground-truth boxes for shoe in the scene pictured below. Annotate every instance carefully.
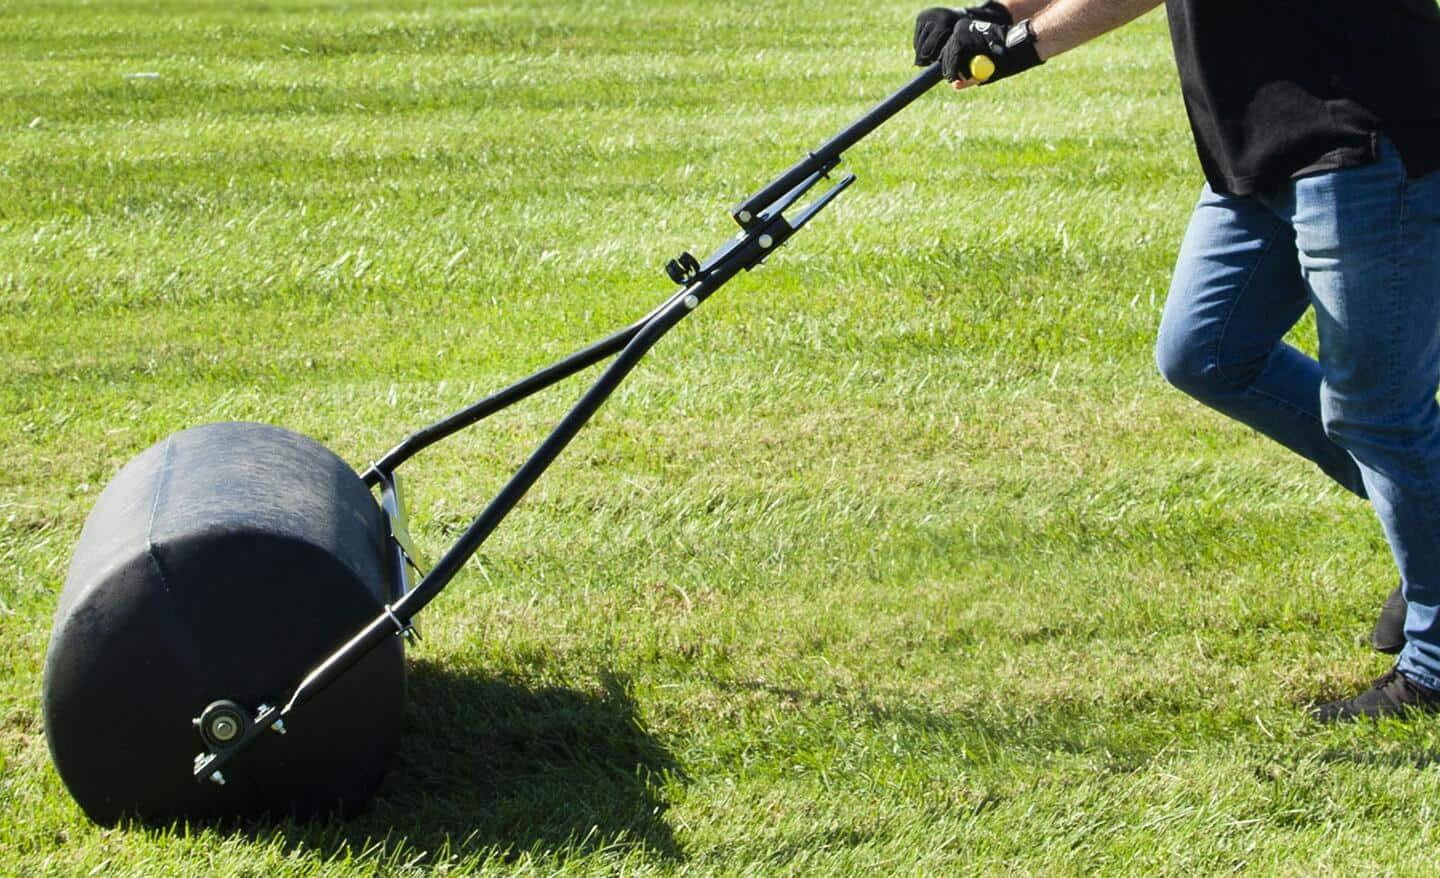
[1370,584,1407,655]
[1311,666,1440,723]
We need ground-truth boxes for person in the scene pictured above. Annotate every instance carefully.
[912,0,1440,721]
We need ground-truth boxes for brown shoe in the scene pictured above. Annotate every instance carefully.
[1312,666,1440,723]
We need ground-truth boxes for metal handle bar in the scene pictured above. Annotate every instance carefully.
[731,63,943,229]
[190,62,946,784]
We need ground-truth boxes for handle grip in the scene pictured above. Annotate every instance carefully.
[969,55,995,83]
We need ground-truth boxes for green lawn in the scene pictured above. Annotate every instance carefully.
[4,1,1438,874]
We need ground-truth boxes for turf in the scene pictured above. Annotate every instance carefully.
[4,1,1439,875]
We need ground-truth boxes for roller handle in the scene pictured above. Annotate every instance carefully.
[731,63,945,228]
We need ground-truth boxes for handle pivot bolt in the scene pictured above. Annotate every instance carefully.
[196,700,252,750]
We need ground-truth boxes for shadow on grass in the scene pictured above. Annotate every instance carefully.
[1314,745,1440,770]
[705,671,1225,777]
[244,660,688,865]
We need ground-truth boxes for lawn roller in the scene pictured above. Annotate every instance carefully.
[42,59,972,825]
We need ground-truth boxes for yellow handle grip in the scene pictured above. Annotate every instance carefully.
[969,55,996,83]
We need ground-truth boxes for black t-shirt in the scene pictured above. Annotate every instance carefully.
[1165,0,1440,195]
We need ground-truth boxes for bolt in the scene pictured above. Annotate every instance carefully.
[684,295,699,310]
[738,210,753,224]
[209,771,226,786]
[209,715,240,743]
[272,719,287,736]
[758,234,773,249]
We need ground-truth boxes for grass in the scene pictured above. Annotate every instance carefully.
[3,0,1438,874]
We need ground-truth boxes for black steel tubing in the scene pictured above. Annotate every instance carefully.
[731,63,943,226]
[363,286,699,485]
[196,61,947,782]
[362,323,640,486]
[283,268,746,717]
[367,65,946,484]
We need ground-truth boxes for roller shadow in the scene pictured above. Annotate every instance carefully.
[245,660,687,863]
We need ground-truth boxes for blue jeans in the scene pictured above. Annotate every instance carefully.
[1155,137,1440,689]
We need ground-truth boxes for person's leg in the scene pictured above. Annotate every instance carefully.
[1156,185,1368,497]
[1275,138,1440,704]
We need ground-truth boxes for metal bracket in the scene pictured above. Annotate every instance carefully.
[191,701,284,785]
[788,173,856,232]
[665,251,702,286]
[376,468,428,618]
[384,603,421,644]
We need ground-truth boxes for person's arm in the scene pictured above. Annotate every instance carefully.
[946,0,1161,88]
[1028,0,1161,61]
[997,0,1051,22]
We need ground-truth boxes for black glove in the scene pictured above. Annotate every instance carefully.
[913,3,1013,67]
[940,18,1043,84]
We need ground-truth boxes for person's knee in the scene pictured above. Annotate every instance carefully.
[1154,326,1204,394]
[1154,330,1261,402]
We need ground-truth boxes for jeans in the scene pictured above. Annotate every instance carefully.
[1155,137,1440,689]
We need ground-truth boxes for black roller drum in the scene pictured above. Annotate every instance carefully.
[42,422,406,825]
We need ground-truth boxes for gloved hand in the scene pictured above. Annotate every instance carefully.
[913,3,1013,67]
[940,18,1043,84]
